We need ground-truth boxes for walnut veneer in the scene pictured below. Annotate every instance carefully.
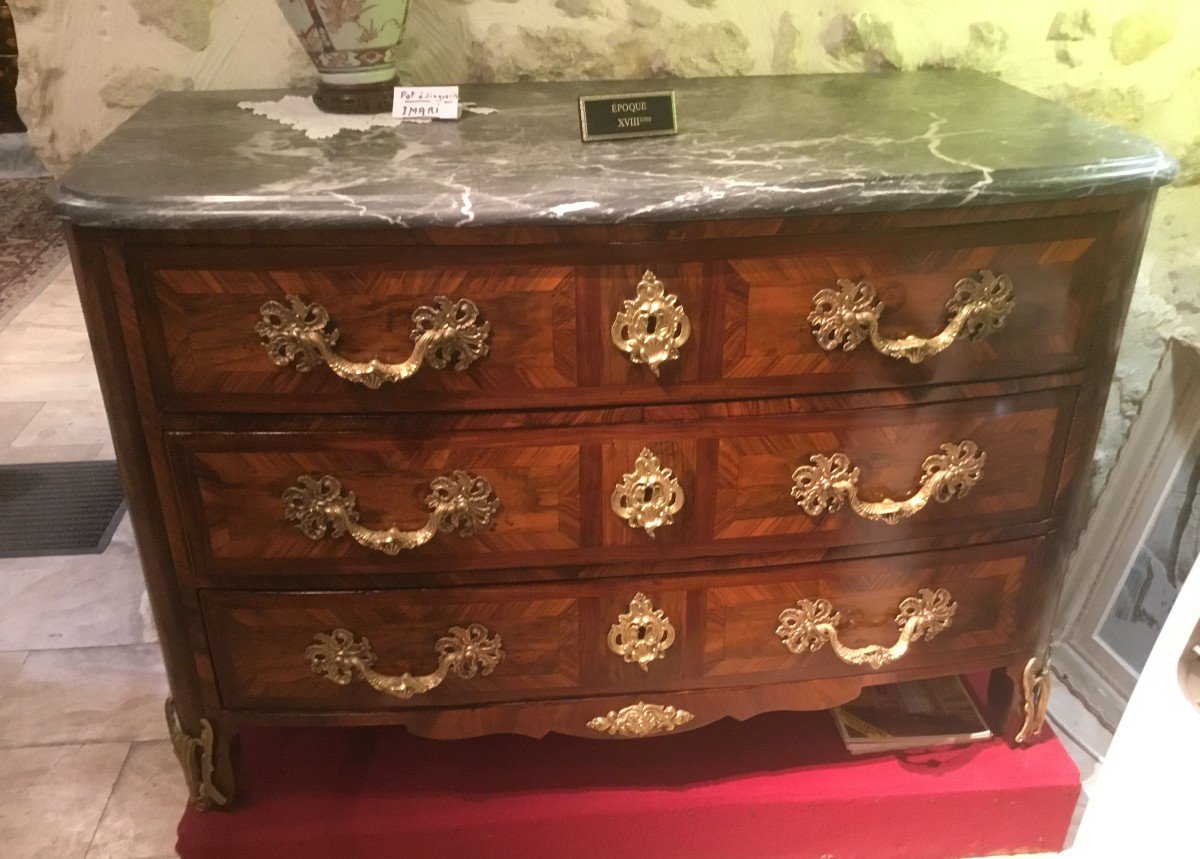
[66,193,1154,809]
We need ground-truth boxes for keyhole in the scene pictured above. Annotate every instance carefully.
[645,314,658,334]
[642,486,655,503]
[636,625,647,640]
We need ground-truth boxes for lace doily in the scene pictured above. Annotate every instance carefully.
[238,94,496,140]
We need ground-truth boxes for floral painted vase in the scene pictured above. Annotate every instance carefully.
[275,0,411,114]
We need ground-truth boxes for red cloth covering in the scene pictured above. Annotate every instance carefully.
[177,710,1078,859]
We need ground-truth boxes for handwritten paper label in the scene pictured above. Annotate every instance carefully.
[393,86,460,120]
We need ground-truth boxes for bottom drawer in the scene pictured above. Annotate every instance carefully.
[202,538,1042,711]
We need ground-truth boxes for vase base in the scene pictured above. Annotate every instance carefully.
[313,77,398,115]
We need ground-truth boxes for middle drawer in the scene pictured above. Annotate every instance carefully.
[171,386,1075,579]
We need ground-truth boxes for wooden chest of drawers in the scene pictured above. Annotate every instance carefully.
[54,73,1175,808]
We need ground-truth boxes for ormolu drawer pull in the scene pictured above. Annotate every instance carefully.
[611,448,685,537]
[587,701,695,737]
[306,624,504,699]
[808,270,1014,364]
[256,294,490,388]
[791,441,984,525]
[282,471,499,555]
[776,588,956,670]
[611,270,691,375]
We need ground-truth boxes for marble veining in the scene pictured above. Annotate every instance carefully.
[52,72,1177,230]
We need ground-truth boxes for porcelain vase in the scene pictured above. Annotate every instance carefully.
[275,0,411,114]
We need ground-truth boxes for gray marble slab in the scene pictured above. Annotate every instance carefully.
[51,71,1177,230]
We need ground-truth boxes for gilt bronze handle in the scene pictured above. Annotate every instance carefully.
[790,441,984,525]
[282,471,499,554]
[611,270,691,375]
[808,270,1014,364]
[306,624,504,699]
[256,295,490,388]
[776,588,957,670]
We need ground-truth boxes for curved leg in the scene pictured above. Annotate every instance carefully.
[989,654,1051,744]
[1015,654,1052,744]
[166,699,237,809]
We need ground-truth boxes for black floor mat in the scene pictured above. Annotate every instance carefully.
[0,460,127,558]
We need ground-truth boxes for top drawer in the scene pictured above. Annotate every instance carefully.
[126,215,1112,413]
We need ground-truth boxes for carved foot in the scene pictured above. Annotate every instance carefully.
[165,699,235,809]
[1015,654,1052,744]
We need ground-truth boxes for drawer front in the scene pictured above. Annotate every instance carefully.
[204,589,582,710]
[718,222,1104,392]
[172,386,1075,578]
[708,385,1074,545]
[178,438,584,569]
[146,261,583,405]
[132,215,1109,413]
[699,541,1034,682]
[202,538,1039,711]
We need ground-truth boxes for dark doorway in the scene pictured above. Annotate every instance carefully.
[0,1,23,133]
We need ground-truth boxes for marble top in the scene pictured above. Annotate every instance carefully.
[51,71,1178,230]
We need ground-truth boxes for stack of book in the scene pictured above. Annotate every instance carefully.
[832,675,993,755]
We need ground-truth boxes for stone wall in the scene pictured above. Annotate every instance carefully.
[10,0,1200,500]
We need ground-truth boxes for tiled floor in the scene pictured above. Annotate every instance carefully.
[0,263,1107,858]
[0,264,184,858]
[0,264,114,464]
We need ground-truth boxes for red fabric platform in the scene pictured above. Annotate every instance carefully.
[177,710,1078,859]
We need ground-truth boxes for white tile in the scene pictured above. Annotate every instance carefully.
[0,742,130,859]
[0,359,102,403]
[106,513,137,555]
[0,645,169,748]
[12,399,112,449]
[0,401,42,445]
[18,271,84,328]
[0,320,93,364]
[0,649,28,693]
[0,332,92,368]
[0,443,105,464]
[16,302,87,332]
[138,592,159,646]
[86,740,187,859]
[0,545,153,651]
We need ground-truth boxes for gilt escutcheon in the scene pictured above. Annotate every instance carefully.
[611,448,685,537]
[607,592,676,671]
[610,270,691,375]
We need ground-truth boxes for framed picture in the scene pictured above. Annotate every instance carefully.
[1055,339,1200,731]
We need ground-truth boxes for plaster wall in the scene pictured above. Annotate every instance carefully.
[9,0,1200,499]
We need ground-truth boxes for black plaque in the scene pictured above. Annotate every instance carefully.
[578,91,678,142]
